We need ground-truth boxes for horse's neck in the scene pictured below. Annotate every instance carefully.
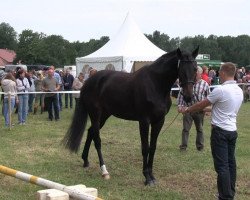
[148,58,178,92]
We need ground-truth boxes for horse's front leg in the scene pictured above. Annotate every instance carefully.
[148,118,165,183]
[139,120,152,185]
[92,124,110,180]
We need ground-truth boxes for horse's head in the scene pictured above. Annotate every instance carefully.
[177,47,199,103]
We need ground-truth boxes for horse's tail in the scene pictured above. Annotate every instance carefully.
[62,95,88,153]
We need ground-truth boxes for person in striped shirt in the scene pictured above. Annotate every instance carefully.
[177,66,210,151]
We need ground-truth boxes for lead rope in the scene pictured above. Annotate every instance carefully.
[161,112,180,134]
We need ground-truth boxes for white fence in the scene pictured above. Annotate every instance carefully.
[1,83,249,129]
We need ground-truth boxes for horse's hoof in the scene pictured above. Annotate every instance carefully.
[83,162,89,168]
[144,180,156,186]
[102,173,110,180]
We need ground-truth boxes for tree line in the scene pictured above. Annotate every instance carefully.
[1,22,250,68]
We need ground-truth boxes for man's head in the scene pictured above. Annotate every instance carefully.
[66,69,70,75]
[219,62,236,83]
[50,66,55,70]
[48,69,54,78]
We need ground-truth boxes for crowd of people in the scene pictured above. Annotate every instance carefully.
[0,66,97,127]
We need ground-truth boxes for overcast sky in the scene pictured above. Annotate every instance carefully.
[1,0,249,42]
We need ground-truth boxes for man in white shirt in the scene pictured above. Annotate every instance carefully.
[181,62,243,200]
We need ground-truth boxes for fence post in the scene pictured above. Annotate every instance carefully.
[8,92,12,130]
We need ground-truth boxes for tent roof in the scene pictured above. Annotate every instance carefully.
[77,13,166,71]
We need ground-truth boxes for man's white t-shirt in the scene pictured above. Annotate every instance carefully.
[207,80,243,131]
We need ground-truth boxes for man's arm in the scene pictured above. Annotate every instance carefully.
[182,98,212,113]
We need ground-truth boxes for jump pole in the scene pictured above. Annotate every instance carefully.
[0,165,102,200]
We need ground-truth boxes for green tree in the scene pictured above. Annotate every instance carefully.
[233,35,250,66]
[42,35,75,67]
[180,36,194,51]
[145,30,178,52]
[15,30,44,64]
[0,22,17,50]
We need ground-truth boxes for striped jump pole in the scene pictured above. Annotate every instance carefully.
[0,165,102,200]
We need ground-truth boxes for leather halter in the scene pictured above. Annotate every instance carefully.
[177,59,197,87]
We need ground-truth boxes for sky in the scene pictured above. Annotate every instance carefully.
[1,0,250,42]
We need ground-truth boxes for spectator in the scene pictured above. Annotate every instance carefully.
[16,69,30,125]
[241,67,246,76]
[1,72,18,127]
[42,69,60,121]
[208,68,216,84]
[27,70,37,113]
[83,67,92,81]
[72,72,84,109]
[63,68,74,109]
[89,68,97,77]
[34,71,44,114]
[58,70,65,111]
[211,70,220,85]
[201,66,211,85]
[177,66,210,151]
[235,68,244,83]
[180,62,243,200]
[50,66,62,111]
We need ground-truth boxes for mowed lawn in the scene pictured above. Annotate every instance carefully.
[0,100,249,200]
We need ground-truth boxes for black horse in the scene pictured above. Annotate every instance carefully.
[63,47,199,185]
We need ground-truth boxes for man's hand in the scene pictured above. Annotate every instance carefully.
[178,106,189,114]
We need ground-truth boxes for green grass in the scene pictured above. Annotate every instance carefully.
[0,101,249,200]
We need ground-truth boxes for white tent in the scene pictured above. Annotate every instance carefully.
[76,13,166,74]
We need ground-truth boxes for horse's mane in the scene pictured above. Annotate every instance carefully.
[133,49,178,74]
[151,49,177,66]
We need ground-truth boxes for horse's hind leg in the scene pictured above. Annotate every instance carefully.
[82,127,94,168]
[82,113,110,170]
[91,120,110,179]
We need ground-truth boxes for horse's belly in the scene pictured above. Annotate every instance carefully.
[113,112,138,121]
[105,105,138,120]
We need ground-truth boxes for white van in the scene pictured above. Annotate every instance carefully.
[5,64,27,72]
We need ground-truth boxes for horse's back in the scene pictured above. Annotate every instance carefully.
[87,70,166,121]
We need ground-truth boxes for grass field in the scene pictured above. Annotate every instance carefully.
[0,100,249,200]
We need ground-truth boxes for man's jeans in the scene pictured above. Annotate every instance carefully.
[211,126,237,200]
[44,95,59,120]
[65,90,73,108]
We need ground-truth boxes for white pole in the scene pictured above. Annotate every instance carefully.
[0,165,102,200]
[8,92,12,130]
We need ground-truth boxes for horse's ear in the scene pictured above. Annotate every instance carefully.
[177,48,182,59]
[192,46,199,58]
